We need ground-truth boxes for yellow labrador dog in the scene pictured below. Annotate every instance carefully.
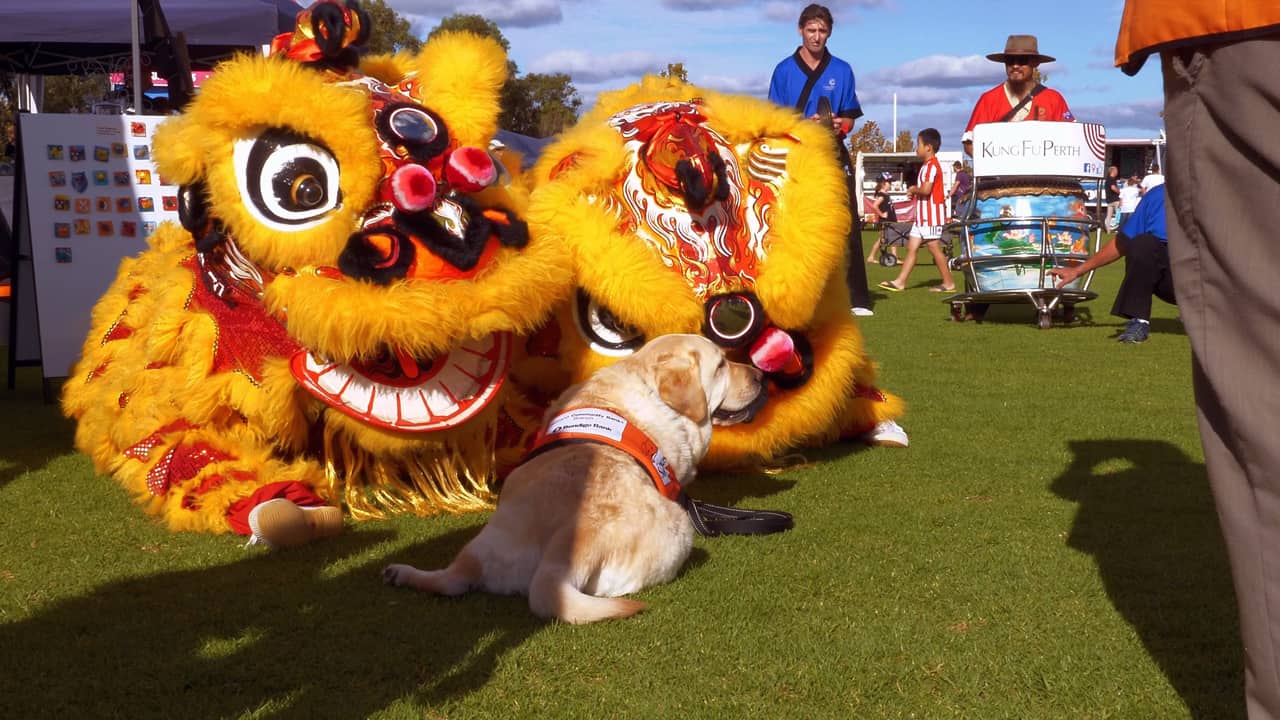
[384,334,765,624]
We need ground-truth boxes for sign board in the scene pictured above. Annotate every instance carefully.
[971,121,1106,179]
[18,114,179,378]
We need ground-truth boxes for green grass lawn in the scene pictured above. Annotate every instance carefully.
[0,236,1242,719]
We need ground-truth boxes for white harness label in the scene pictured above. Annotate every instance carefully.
[546,408,628,442]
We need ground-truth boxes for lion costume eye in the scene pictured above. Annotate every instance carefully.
[574,290,644,356]
[234,129,342,231]
[378,103,449,161]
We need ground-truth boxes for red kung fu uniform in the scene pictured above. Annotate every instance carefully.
[964,83,1074,142]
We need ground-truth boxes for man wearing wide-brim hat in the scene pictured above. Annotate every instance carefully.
[957,34,1074,322]
[961,34,1074,156]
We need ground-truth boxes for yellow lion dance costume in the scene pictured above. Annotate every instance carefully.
[509,77,904,471]
[61,1,569,547]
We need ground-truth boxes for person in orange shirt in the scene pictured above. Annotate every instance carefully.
[1117,4,1280,718]
[960,35,1072,158]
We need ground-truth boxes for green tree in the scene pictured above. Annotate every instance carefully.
[43,75,111,113]
[0,75,15,160]
[847,120,890,155]
[427,12,582,137]
[658,63,688,82]
[505,73,582,137]
[426,12,509,51]
[361,0,422,54]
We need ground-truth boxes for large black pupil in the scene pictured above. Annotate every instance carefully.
[710,297,753,337]
[391,109,435,143]
[273,157,326,211]
[598,307,627,334]
[295,177,324,208]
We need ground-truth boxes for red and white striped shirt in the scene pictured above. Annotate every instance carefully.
[914,157,949,227]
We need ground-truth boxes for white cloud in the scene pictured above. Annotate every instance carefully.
[658,0,890,22]
[529,49,668,83]
[693,73,771,96]
[387,0,562,28]
[662,0,749,9]
[859,86,964,107]
[869,54,1003,90]
[1070,98,1164,132]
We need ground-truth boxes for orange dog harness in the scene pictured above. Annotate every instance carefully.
[525,407,681,502]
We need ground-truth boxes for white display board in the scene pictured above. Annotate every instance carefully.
[971,121,1106,178]
[18,114,179,377]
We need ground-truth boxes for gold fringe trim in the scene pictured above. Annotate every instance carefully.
[321,422,496,520]
[975,177,1087,199]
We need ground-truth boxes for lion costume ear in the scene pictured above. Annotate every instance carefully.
[656,352,708,425]
[409,32,509,148]
[151,114,205,186]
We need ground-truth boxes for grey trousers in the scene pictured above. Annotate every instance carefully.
[1162,35,1280,720]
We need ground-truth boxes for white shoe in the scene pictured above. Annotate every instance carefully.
[246,499,344,548]
[866,419,908,448]
[851,307,874,317]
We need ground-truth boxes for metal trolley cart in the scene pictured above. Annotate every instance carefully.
[943,121,1108,329]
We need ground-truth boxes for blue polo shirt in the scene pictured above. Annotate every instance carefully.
[1121,185,1167,242]
[768,49,862,119]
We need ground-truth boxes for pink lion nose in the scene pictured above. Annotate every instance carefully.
[389,163,437,213]
[445,146,498,193]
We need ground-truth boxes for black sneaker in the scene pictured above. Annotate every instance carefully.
[1117,318,1150,344]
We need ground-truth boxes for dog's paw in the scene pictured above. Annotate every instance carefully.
[383,563,416,587]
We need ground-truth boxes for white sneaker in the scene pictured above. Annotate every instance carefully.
[867,419,909,448]
[246,499,344,548]
[851,307,874,317]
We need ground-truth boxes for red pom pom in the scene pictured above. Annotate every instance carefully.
[389,163,436,212]
[445,146,497,193]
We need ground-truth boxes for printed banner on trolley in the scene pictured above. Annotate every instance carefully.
[972,121,1106,179]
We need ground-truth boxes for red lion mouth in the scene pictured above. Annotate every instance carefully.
[290,332,511,432]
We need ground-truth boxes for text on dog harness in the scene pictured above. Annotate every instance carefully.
[525,407,681,502]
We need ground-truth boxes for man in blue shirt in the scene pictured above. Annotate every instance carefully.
[768,4,872,318]
[768,4,863,133]
[1047,180,1172,343]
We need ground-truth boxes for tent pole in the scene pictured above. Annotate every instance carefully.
[130,0,143,113]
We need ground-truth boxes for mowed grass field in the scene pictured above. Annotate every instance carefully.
[0,236,1242,719]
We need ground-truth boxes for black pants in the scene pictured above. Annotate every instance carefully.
[1112,232,1176,320]
[844,175,870,308]
[846,212,870,308]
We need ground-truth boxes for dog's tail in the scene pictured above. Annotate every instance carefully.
[529,567,647,624]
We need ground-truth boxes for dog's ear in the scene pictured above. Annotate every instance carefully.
[655,352,708,424]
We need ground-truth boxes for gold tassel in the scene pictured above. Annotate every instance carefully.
[321,421,496,520]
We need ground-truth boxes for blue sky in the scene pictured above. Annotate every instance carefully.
[385,0,1165,150]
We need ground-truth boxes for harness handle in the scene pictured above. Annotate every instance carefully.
[680,494,794,537]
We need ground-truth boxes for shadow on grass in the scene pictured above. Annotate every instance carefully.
[691,469,797,507]
[1051,439,1243,719]
[0,369,75,491]
[0,528,546,719]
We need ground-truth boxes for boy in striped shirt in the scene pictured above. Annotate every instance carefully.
[880,128,955,292]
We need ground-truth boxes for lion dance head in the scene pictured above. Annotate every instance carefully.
[522,77,902,469]
[63,0,570,541]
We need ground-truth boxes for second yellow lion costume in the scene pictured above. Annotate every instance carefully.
[509,77,905,471]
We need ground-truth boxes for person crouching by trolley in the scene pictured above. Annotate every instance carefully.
[1047,177,1172,344]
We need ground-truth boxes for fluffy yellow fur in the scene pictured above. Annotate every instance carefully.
[63,32,570,535]
[522,76,904,470]
[407,32,508,149]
